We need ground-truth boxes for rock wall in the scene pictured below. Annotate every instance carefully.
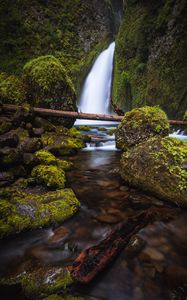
[112,0,187,118]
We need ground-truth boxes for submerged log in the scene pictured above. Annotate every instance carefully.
[68,208,177,284]
[2,104,187,125]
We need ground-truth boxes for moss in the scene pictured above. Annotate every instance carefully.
[76,125,91,131]
[31,164,66,189]
[112,0,187,119]
[115,106,169,150]
[41,132,85,156]
[120,136,187,206]
[23,55,76,112]
[35,150,57,165]
[21,266,73,297]
[0,188,80,238]
[0,73,26,105]
[184,111,187,121]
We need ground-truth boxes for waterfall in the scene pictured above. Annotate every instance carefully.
[77,42,115,124]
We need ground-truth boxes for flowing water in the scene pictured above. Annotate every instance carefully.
[0,43,187,299]
[0,127,187,300]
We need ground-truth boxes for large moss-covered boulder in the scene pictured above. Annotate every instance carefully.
[120,136,187,206]
[0,73,26,104]
[115,106,169,150]
[0,188,80,238]
[23,55,76,128]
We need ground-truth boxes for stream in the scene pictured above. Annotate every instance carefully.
[0,125,187,300]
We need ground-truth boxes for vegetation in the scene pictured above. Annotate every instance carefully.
[112,0,187,118]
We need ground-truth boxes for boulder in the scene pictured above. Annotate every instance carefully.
[18,137,43,153]
[120,136,187,206]
[0,147,22,166]
[0,188,80,238]
[115,106,169,150]
[23,55,77,128]
[0,131,19,147]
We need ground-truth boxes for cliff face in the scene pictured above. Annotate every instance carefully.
[112,0,187,118]
[0,0,115,91]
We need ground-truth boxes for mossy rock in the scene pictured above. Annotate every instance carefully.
[23,55,76,128]
[0,118,12,135]
[42,132,85,156]
[0,188,80,238]
[21,266,74,298]
[31,164,66,189]
[0,73,26,105]
[35,150,73,170]
[115,106,169,150]
[120,136,187,206]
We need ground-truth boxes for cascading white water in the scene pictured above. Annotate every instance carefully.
[77,42,115,124]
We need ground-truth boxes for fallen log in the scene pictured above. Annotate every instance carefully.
[68,208,177,284]
[2,104,187,125]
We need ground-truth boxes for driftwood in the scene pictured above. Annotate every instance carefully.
[2,104,187,125]
[68,208,177,284]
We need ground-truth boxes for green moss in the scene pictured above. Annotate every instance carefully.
[35,150,57,165]
[0,188,80,238]
[76,125,91,131]
[41,131,85,156]
[184,111,187,121]
[31,164,66,189]
[21,266,74,297]
[112,0,187,118]
[23,55,75,109]
[0,73,26,105]
[120,136,187,206]
[116,106,169,150]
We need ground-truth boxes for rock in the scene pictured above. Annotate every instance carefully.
[0,147,22,166]
[23,55,77,128]
[31,164,66,189]
[115,106,169,150]
[12,106,33,127]
[0,188,80,238]
[32,127,44,137]
[48,226,70,245]
[0,118,12,135]
[0,131,19,147]
[120,136,187,206]
[0,265,74,298]
[42,132,85,156]
[33,116,56,132]
[23,153,39,168]
[18,137,43,153]
[0,171,14,186]
[0,75,26,106]
[126,235,146,258]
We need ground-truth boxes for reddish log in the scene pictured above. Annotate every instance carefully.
[68,208,178,284]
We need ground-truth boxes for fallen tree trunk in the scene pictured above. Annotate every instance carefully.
[2,104,187,125]
[68,208,177,284]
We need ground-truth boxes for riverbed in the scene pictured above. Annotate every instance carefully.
[0,126,187,300]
